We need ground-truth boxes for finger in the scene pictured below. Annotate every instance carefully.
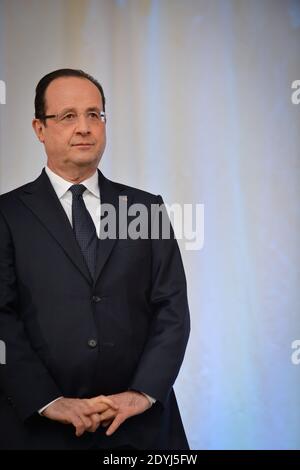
[88,400,119,415]
[101,419,112,427]
[72,415,86,437]
[80,398,105,415]
[99,408,117,422]
[77,414,93,435]
[86,413,101,433]
[92,395,119,409]
[106,415,126,436]
[91,402,112,414]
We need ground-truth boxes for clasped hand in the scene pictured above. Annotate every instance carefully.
[42,391,151,437]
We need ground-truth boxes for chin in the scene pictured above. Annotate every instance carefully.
[71,155,100,167]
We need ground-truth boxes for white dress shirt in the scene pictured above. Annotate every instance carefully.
[45,166,101,236]
[39,167,155,415]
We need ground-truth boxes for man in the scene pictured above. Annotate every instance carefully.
[0,69,190,449]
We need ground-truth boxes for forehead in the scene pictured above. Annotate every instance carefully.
[45,77,102,111]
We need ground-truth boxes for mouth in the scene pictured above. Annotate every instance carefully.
[72,143,94,148]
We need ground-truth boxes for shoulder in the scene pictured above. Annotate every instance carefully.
[101,173,163,206]
[0,172,43,213]
[0,182,30,208]
[0,181,32,199]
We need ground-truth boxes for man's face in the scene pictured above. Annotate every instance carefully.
[33,76,106,174]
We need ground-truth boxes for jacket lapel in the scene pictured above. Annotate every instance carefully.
[18,169,92,284]
[95,170,131,283]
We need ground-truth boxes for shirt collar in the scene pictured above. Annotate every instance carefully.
[45,166,100,199]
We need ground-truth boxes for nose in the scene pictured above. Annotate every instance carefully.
[75,114,91,134]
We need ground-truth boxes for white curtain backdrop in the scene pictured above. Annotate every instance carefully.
[0,0,300,449]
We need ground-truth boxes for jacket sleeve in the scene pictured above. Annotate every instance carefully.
[0,209,61,422]
[130,195,190,404]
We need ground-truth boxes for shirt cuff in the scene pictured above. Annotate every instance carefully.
[38,396,63,415]
[141,392,156,406]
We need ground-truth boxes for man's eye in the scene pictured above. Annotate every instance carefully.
[62,113,76,120]
[88,112,99,119]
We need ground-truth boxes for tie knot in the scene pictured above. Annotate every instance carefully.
[69,184,87,198]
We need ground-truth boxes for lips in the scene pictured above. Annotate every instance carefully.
[72,143,94,149]
[72,143,93,146]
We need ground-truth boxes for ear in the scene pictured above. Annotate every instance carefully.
[32,118,46,143]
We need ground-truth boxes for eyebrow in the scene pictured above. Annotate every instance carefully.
[58,106,102,114]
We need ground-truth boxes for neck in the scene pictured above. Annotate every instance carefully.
[47,163,97,183]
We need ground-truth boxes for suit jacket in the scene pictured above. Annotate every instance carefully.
[0,169,190,450]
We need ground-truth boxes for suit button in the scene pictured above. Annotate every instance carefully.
[88,339,98,348]
[7,396,14,407]
[92,296,101,303]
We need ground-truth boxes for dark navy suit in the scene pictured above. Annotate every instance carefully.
[0,169,190,449]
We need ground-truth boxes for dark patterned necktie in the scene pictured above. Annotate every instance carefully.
[69,184,97,279]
